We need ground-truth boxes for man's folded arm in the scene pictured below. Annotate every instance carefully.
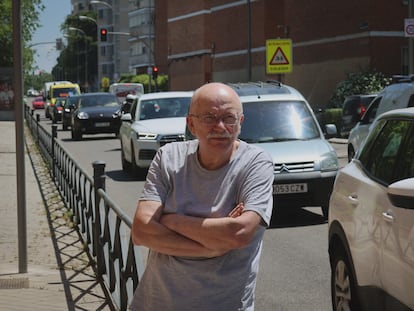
[131,200,227,258]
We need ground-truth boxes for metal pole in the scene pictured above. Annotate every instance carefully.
[247,0,252,81]
[93,160,106,276]
[12,0,27,273]
[51,125,57,180]
[409,0,414,74]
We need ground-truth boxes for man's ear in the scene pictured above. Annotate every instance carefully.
[186,116,197,137]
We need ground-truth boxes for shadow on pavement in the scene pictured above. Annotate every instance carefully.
[26,128,116,311]
[268,207,327,229]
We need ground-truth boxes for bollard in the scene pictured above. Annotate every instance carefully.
[36,114,40,144]
[51,124,57,180]
[93,160,106,276]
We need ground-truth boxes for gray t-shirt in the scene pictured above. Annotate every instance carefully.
[130,140,274,311]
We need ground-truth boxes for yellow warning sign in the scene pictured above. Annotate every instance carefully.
[266,39,292,74]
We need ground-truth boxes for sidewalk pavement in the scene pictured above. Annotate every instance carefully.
[0,121,115,310]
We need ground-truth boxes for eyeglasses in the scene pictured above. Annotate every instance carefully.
[189,113,241,125]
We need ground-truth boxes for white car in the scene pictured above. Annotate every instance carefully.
[348,80,414,162]
[119,91,193,175]
[329,107,414,310]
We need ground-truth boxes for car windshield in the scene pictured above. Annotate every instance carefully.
[239,101,320,143]
[79,95,120,108]
[139,97,191,120]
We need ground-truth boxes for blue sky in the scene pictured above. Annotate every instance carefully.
[31,0,72,73]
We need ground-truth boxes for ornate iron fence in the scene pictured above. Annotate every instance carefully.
[25,107,145,310]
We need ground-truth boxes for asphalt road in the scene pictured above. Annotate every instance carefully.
[33,107,349,311]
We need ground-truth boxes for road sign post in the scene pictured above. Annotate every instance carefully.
[266,39,292,74]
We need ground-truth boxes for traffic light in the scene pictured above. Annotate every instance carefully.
[152,66,159,79]
[100,28,107,42]
[56,38,63,50]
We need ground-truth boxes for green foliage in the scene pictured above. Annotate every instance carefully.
[24,71,53,93]
[52,12,98,89]
[0,0,44,69]
[316,108,342,136]
[118,73,169,93]
[329,70,391,108]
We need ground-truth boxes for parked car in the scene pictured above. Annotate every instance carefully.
[347,96,380,161]
[27,88,40,97]
[51,97,66,124]
[226,81,338,218]
[31,96,45,109]
[329,107,414,311]
[348,81,414,161]
[71,93,121,140]
[340,94,376,138]
[119,91,193,174]
[62,95,80,130]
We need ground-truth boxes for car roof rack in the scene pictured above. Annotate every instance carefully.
[226,81,290,96]
[391,74,414,84]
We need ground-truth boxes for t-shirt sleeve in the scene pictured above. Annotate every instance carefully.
[238,149,274,226]
[140,147,168,203]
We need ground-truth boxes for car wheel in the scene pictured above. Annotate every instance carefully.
[71,128,82,140]
[130,143,147,178]
[331,245,361,311]
[321,206,328,220]
[347,144,355,163]
[63,122,68,131]
[121,142,131,172]
[131,143,139,173]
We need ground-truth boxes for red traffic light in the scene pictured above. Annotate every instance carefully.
[100,28,108,41]
[152,66,159,79]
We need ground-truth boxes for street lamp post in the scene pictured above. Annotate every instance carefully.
[90,0,114,84]
[68,27,88,91]
[79,16,98,90]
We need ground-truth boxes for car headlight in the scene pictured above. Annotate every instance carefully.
[320,151,338,171]
[77,111,89,119]
[64,108,71,112]
[137,132,158,140]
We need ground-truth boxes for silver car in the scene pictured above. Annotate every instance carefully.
[228,82,339,219]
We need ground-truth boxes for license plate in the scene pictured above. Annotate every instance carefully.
[273,183,308,194]
[95,122,110,127]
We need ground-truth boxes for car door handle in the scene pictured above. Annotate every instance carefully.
[382,211,394,223]
[347,194,359,206]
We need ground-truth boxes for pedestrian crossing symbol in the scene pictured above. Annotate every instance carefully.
[270,47,289,65]
[266,39,292,74]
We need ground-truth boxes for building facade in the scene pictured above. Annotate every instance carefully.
[161,0,409,107]
[69,0,409,107]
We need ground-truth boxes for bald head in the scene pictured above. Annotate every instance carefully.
[190,83,242,115]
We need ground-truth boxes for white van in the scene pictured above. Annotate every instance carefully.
[348,81,414,161]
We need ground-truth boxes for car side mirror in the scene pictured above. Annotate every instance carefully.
[121,113,132,122]
[387,178,414,209]
[324,124,337,139]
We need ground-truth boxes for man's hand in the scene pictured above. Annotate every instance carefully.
[228,202,244,218]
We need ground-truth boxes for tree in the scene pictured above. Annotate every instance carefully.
[52,12,98,91]
[329,70,391,108]
[0,0,44,70]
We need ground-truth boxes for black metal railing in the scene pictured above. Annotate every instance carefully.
[25,107,145,310]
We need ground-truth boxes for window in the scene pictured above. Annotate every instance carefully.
[359,119,413,184]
